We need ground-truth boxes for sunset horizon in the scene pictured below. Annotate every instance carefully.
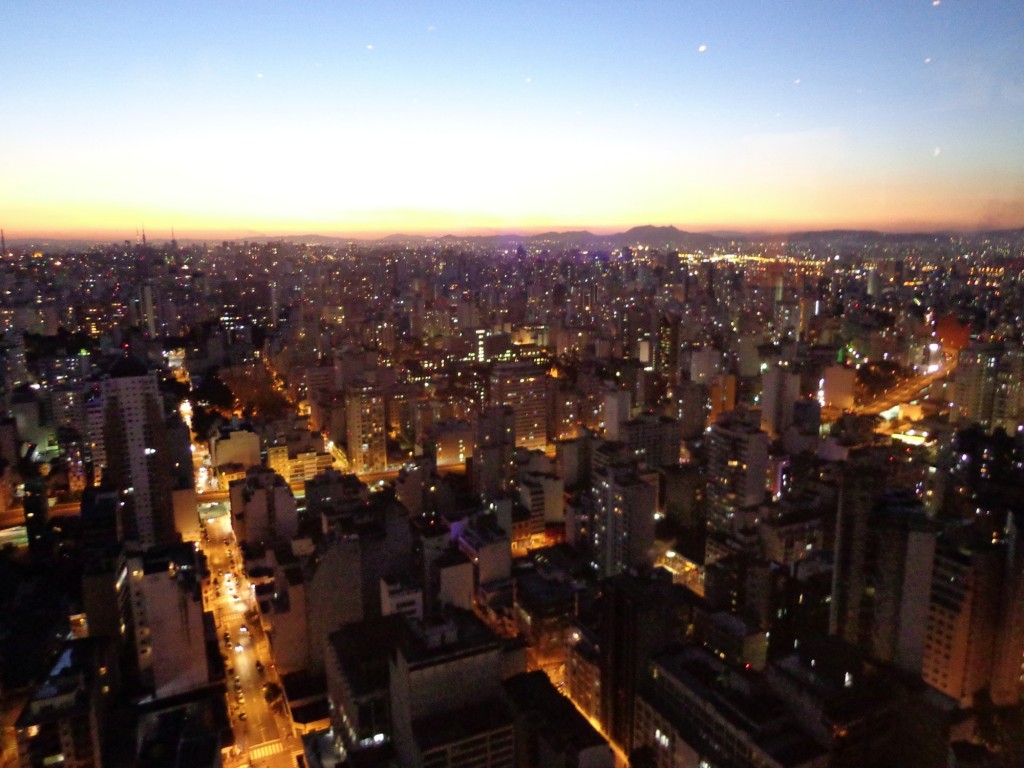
[4,1,1022,246]
[7,214,1024,245]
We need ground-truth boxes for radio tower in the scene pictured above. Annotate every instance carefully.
[1,229,6,258]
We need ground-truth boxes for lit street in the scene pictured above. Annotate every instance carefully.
[201,515,301,768]
[855,357,957,417]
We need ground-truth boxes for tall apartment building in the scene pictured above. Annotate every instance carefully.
[325,615,405,756]
[633,648,826,768]
[654,314,680,382]
[389,610,517,768]
[954,343,1000,428]
[618,414,681,469]
[991,344,1024,432]
[705,408,769,533]
[16,639,116,768]
[589,464,658,578]
[91,357,175,550]
[923,514,1024,707]
[503,671,614,768]
[229,466,298,545]
[600,572,695,754]
[830,486,936,674]
[473,405,516,498]
[517,471,564,547]
[346,381,387,473]
[760,362,801,439]
[488,360,548,450]
[127,544,210,699]
[954,341,1024,431]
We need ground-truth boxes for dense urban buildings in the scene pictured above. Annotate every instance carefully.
[1,227,1024,768]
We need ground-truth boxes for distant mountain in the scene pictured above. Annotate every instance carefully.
[533,230,597,240]
[5,224,1023,251]
[608,225,725,250]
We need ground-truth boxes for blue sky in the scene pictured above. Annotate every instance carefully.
[3,1,1023,236]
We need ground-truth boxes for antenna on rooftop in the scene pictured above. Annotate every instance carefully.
[1,229,6,258]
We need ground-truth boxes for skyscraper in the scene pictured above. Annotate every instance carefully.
[488,360,548,450]
[346,381,387,473]
[590,464,658,578]
[600,572,689,754]
[705,408,769,533]
[830,485,936,674]
[760,362,800,439]
[472,405,516,498]
[921,527,1004,706]
[96,357,175,550]
[952,341,1024,432]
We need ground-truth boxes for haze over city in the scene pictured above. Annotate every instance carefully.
[4,0,1024,238]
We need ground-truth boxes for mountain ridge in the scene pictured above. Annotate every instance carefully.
[5,225,1024,250]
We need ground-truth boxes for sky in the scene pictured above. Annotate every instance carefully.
[3,1,1024,238]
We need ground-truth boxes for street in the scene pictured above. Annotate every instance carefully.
[201,515,301,768]
[855,358,956,417]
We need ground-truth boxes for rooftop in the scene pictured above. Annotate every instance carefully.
[413,696,513,753]
[401,608,502,670]
[503,671,608,754]
[327,615,404,697]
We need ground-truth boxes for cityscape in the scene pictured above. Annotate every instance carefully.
[0,227,1023,768]
[3,2,1024,768]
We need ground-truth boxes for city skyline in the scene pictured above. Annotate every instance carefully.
[4,1,1024,238]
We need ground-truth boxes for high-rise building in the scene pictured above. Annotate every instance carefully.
[760,362,800,439]
[229,466,298,545]
[589,464,658,578]
[655,314,680,382]
[990,511,1024,706]
[389,610,517,768]
[705,408,769,533]
[472,405,516,498]
[488,360,548,450]
[992,344,1024,432]
[619,414,681,469]
[346,381,387,473]
[16,638,116,768]
[954,343,1000,428]
[95,357,175,550]
[952,341,1024,431]
[707,373,737,426]
[923,512,1024,708]
[603,388,632,440]
[127,544,210,698]
[138,281,159,337]
[325,615,405,756]
[673,379,708,439]
[830,485,936,674]
[922,528,1003,706]
[600,572,691,754]
[634,647,826,768]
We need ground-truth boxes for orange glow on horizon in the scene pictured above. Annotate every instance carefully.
[5,162,1022,242]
